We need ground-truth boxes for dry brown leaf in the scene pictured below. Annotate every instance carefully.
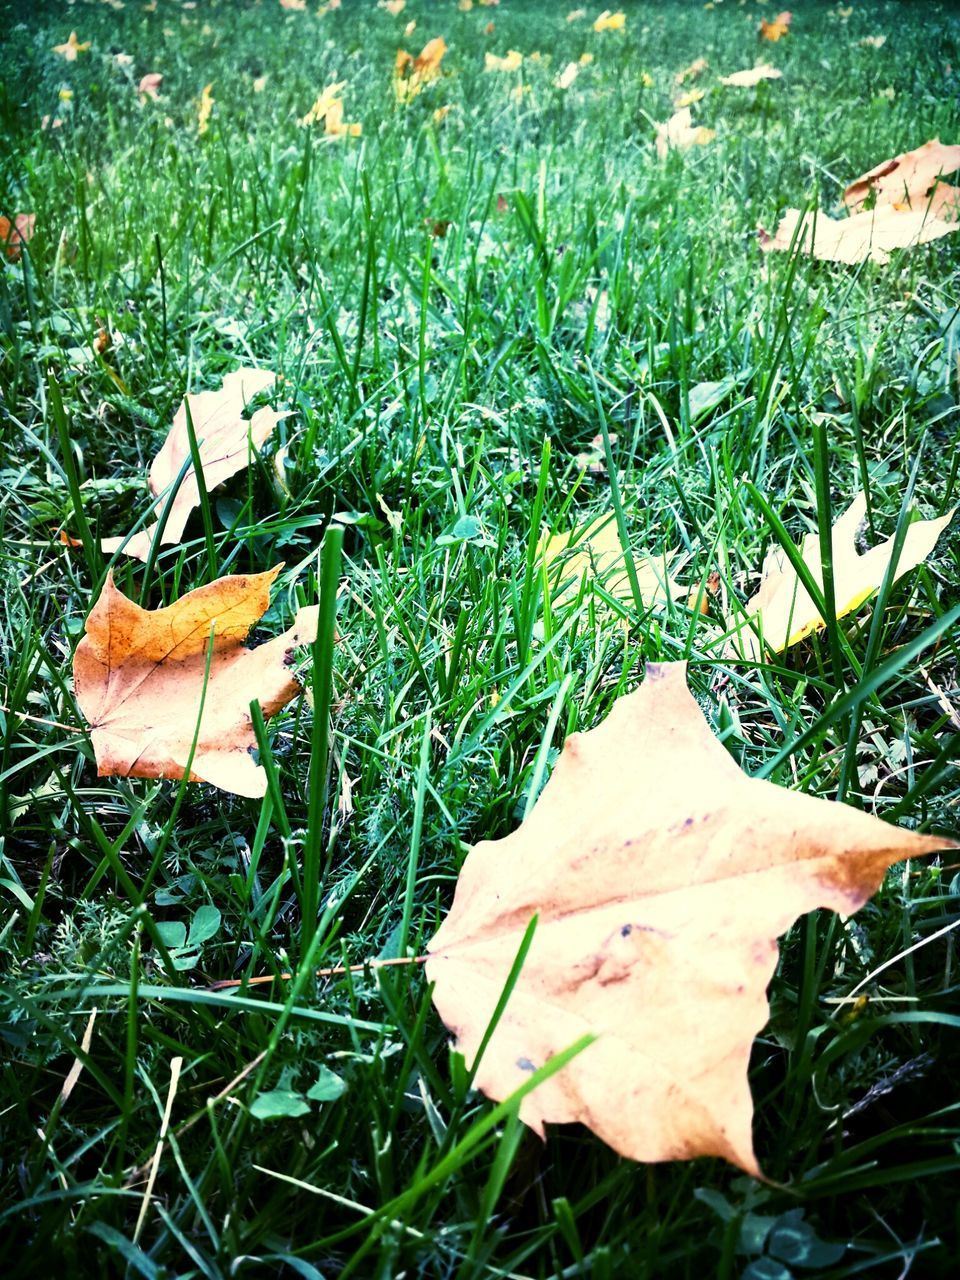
[843,138,960,217]
[758,204,959,264]
[426,661,954,1174]
[74,565,318,797]
[655,106,715,158]
[725,494,954,660]
[101,367,279,562]
[719,64,782,87]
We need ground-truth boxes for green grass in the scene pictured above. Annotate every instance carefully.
[2,0,960,1274]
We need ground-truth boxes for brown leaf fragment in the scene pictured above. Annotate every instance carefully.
[74,566,318,797]
[843,138,960,215]
[758,204,959,264]
[426,662,954,1174]
[101,367,280,562]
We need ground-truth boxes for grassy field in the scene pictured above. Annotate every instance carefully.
[2,0,960,1275]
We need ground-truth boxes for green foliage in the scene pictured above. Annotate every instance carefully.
[1,0,959,1276]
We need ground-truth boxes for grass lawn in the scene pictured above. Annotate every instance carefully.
[2,0,960,1274]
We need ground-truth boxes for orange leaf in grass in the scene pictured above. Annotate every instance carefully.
[759,11,792,41]
[74,566,318,798]
[0,213,35,262]
[101,367,280,562]
[426,662,955,1174]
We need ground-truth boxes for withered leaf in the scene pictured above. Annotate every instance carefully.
[655,107,715,158]
[74,566,318,797]
[843,138,960,218]
[426,662,954,1174]
[758,204,959,264]
[102,367,280,562]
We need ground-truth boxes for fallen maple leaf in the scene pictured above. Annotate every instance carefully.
[0,213,35,262]
[726,494,955,660]
[759,10,792,41]
[719,64,782,87]
[843,138,960,219]
[540,513,680,610]
[53,31,91,61]
[426,661,954,1173]
[74,566,318,798]
[758,204,959,264]
[655,106,715,159]
[101,367,280,562]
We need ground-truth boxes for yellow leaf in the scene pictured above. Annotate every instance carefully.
[425,662,955,1173]
[485,49,523,72]
[727,494,955,659]
[197,82,214,135]
[299,81,347,126]
[674,88,704,108]
[593,10,625,32]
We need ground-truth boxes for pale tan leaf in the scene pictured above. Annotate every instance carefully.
[74,566,318,797]
[101,367,279,562]
[426,662,954,1173]
[655,106,715,158]
[726,494,955,660]
[757,204,959,264]
[719,64,782,87]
